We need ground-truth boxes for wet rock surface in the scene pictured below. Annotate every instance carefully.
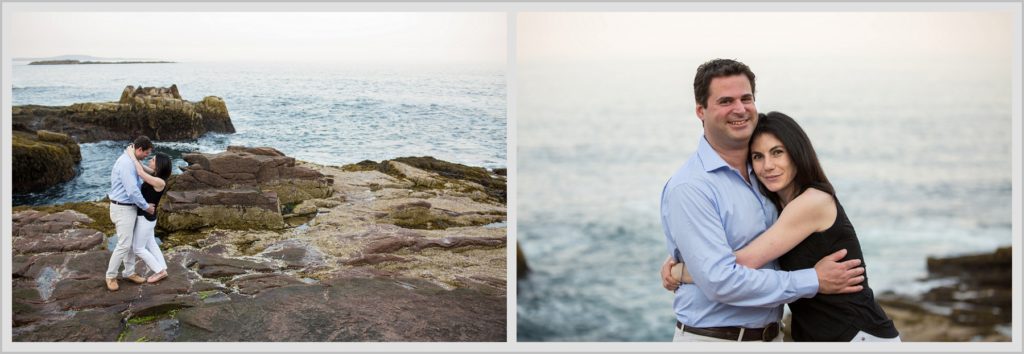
[12,156,506,342]
[12,84,234,143]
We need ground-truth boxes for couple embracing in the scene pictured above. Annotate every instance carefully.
[659,59,901,342]
[104,136,173,291]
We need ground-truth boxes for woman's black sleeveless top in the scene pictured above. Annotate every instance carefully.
[777,198,899,342]
[135,183,165,222]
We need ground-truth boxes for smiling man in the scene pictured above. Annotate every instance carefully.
[659,59,864,342]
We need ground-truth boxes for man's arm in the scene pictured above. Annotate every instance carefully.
[664,182,818,308]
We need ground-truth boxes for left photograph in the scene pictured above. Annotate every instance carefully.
[9,11,508,342]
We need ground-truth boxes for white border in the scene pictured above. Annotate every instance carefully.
[2,1,1022,353]
[506,9,518,345]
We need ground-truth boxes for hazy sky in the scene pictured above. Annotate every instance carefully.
[9,12,507,64]
[518,12,1014,65]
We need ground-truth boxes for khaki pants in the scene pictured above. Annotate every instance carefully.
[105,204,139,279]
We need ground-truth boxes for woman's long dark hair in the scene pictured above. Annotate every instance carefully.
[750,112,835,211]
[153,152,172,181]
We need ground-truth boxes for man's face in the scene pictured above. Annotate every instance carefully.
[696,75,757,149]
[135,147,152,160]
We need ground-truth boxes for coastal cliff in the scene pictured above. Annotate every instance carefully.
[11,151,507,342]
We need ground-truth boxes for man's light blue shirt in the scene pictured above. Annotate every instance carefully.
[660,136,819,328]
[108,152,148,210]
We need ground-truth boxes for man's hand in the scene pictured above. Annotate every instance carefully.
[145,204,156,215]
[661,256,680,291]
[814,249,865,294]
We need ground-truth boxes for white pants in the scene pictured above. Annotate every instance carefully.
[105,204,139,278]
[851,330,902,342]
[673,325,785,342]
[132,216,167,274]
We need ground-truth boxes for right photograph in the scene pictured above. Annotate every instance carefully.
[516,11,1014,342]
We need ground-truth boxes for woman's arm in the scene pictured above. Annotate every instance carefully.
[669,188,838,285]
[733,188,837,269]
[125,145,165,191]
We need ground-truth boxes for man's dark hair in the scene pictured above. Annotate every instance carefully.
[693,59,756,108]
[750,111,835,211]
[133,135,153,151]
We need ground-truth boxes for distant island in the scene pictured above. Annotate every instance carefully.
[29,60,175,65]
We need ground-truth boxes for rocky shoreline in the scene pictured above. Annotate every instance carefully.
[778,246,1012,342]
[12,150,507,342]
[12,85,235,193]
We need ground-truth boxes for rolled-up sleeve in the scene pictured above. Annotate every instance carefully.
[664,182,818,308]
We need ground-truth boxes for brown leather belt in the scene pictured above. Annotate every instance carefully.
[676,321,780,342]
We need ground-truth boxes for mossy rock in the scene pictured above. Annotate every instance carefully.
[13,130,81,193]
[391,157,505,203]
[379,205,504,230]
[158,205,285,232]
[342,157,506,203]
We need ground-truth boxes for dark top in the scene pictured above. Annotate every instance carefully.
[777,196,899,342]
[135,182,165,222]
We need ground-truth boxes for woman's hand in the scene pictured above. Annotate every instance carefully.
[125,144,137,161]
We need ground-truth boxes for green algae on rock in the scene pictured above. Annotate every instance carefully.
[12,130,82,193]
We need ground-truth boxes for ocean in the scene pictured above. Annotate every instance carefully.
[11,61,506,206]
[515,58,1013,341]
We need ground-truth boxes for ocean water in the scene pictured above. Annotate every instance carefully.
[515,59,1013,341]
[12,61,506,205]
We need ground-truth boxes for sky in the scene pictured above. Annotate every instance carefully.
[518,12,1014,66]
[9,12,507,64]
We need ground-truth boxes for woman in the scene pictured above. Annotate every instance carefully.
[126,144,172,283]
[670,112,900,342]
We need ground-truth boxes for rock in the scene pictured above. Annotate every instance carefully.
[517,242,530,279]
[174,277,504,341]
[159,189,284,231]
[13,228,103,255]
[11,156,507,342]
[342,254,409,266]
[158,146,333,232]
[186,252,277,276]
[225,273,305,295]
[258,240,325,270]
[13,309,124,342]
[12,85,234,143]
[12,130,82,193]
[874,247,1013,341]
[12,210,103,255]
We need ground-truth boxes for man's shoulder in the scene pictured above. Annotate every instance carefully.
[112,153,133,172]
[665,153,709,190]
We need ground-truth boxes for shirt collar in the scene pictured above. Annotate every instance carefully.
[697,135,754,175]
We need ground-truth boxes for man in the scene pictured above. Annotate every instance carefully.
[104,135,156,291]
[660,59,864,342]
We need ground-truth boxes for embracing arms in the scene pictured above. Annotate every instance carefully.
[662,182,820,307]
[662,187,864,296]
[125,144,165,192]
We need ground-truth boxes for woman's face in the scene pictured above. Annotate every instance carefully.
[751,133,798,201]
[147,158,157,172]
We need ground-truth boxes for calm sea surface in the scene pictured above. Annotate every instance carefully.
[12,61,506,205]
[516,59,1013,341]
